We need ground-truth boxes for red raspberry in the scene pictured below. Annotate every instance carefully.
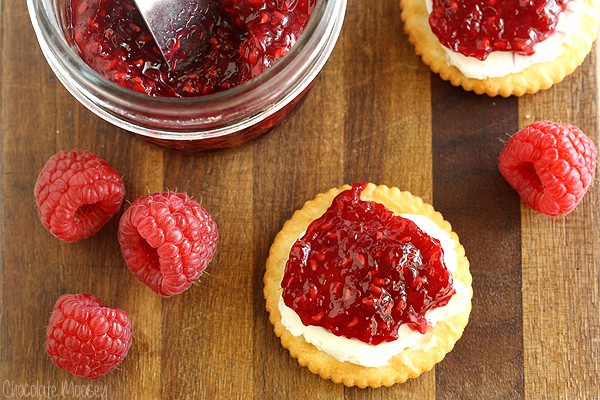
[34,150,125,242]
[118,192,219,297]
[46,294,132,379]
[499,121,597,216]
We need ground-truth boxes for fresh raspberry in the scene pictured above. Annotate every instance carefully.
[499,121,597,216]
[34,150,126,242]
[46,294,132,379]
[118,192,219,297]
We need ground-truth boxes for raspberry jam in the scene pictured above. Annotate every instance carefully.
[428,0,570,60]
[281,183,455,345]
[68,0,314,97]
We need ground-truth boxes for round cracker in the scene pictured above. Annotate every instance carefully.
[263,183,472,388]
[400,0,600,97]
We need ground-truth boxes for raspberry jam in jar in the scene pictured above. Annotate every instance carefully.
[281,183,455,344]
[69,0,314,97]
[28,0,346,151]
[429,0,570,60]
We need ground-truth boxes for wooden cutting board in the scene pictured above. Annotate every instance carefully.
[1,1,598,398]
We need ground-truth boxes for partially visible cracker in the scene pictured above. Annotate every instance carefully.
[400,0,600,97]
[263,183,472,388]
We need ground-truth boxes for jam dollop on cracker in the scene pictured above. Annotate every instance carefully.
[428,0,570,60]
[281,183,455,345]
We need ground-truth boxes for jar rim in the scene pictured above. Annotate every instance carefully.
[28,0,346,139]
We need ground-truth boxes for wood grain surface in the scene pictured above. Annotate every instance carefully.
[1,1,599,399]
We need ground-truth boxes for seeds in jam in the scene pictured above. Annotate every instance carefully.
[281,183,455,345]
[428,0,570,60]
[68,0,314,97]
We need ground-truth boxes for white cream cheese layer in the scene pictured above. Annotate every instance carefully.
[278,214,470,368]
[425,0,581,79]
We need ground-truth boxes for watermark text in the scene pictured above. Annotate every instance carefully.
[3,380,107,400]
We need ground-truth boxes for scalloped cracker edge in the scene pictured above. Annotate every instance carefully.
[263,183,472,388]
[400,0,600,97]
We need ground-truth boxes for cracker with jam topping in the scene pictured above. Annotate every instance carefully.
[264,183,472,388]
[400,0,600,97]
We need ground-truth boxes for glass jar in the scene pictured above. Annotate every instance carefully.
[27,0,346,152]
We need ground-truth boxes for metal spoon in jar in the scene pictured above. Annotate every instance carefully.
[132,0,210,71]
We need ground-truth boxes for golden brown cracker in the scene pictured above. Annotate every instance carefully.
[264,183,472,388]
[400,0,600,97]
